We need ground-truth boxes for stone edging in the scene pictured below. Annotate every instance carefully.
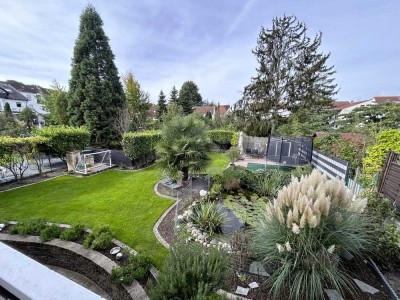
[153,182,177,249]
[0,172,65,193]
[0,233,149,300]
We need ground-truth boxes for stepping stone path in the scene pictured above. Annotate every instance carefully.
[353,278,379,294]
[324,289,344,300]
[249,261,270,277]
[235,286,249,296]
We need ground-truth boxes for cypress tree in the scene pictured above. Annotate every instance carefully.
[169,86,178,105]
[68,4,125,146]
[156,90,167,119]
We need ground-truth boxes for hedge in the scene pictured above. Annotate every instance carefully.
[122,131,161,162]
[0,136,49,181]
[36,126,90,161]
[363,129,400,180]
[207,130,238,150]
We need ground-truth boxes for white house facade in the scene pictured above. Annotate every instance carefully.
[0,83,28,113]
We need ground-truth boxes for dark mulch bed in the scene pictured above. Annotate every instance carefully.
[225,257,392,300]
[157,203,177,245]
[0,168,67,192]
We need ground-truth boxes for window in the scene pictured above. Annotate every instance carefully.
[16,102,21,108]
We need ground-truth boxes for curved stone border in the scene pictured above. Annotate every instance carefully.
[367,258,400,300]
[153,182,177,249]
[0,233,148,300]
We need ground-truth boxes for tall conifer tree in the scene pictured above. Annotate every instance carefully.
[235,15,337,136]
[68,4,125,145]
[169,86,178,105]
[156,90,167,119]
[178,81,202,115]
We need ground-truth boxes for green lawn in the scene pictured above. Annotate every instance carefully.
[206,152,229,174]
[0,152,228,267]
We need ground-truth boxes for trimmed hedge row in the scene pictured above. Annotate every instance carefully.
[122,131,161,164]
[36,126,90,161]
[207,130,238,150]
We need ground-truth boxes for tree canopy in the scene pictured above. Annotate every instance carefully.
[156,114,211,181]
[178,81,203,115]
[40,80,69,125]
[235,15,337,136]
[67,4,125,146]
[156,90,167,119]
[169,86,179,105]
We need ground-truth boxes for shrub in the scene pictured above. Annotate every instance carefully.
[10,218,47,235]
[83,225,113,250]
[190,202,228,235]
[147,242,231,299]
[207,130,237,150]
[60,223,85,241]
[253,169,371,300]
[226,146,240,163]
[40,224,62,242]
[122,130,161,162]
[217,166,256,191]
[372,222,400,270]
[111,254,151,285]
[36,126,90,162]
[363,129,400,183]
[0,136,49,181]
[252,169,291,197]
[291,164,313,179]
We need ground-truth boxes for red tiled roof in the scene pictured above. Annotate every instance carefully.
[192,105,230,116]
[373,96,400,103]
[332,100,368,109]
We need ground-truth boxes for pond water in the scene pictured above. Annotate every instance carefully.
[218,201,245,235]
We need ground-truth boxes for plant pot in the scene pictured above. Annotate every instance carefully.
[66,150,81,172]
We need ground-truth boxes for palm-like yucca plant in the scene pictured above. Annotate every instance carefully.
[190,202,228,235]
[156,114,211,181]
[253,169,372,300]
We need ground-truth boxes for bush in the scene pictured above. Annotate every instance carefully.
[36,126,90,162]
[111,254,151,285]
[60,223,85,241]
[253,169,372,300]
[252,169,291,197]
[122,130,161,162]
[363,129,400,183]
[10,218,47,235]
[226,146,240,163]
[291,164,313,179]
[40,224,62,242]
[147,242,231,299]
[0,136,49,181]
[217,166,256,192]
[83,225,113,250]
[372,222,400,270]
[207,130,237,150]
[190,202,228,235]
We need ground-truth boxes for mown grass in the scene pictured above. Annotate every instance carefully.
[0,152,229,267]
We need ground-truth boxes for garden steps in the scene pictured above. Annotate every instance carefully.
[0,233,149,300]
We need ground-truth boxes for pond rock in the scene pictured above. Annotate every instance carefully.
[235,286,249,296]
[324,289,344,300]
[353,278,379,294]
[249,261,270,277]
[0,224,5,231]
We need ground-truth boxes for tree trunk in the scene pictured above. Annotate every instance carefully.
[181,166,189,182]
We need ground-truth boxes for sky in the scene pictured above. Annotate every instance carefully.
[1,0,399,105]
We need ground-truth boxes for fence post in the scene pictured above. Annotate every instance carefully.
[378,151,393,193]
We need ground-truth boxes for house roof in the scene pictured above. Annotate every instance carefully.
[1,80,48,94]
[332,100,369,109]
[192,105,230,115]
[373,96,400,103]
[0,83,29,101]
[147,104,157,119]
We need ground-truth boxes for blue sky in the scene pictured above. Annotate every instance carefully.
[0,0,399,105]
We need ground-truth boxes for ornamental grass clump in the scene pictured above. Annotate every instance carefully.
[253,169,371,300]
[190,202,228,235]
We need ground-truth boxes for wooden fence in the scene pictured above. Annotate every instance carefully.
[378,151,400,210]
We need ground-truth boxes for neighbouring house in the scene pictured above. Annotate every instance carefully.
[0,82,29,114]
[147,104,157,120]
[336,96,400,115]
[1,80,48,126]
[192,104,230,119]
